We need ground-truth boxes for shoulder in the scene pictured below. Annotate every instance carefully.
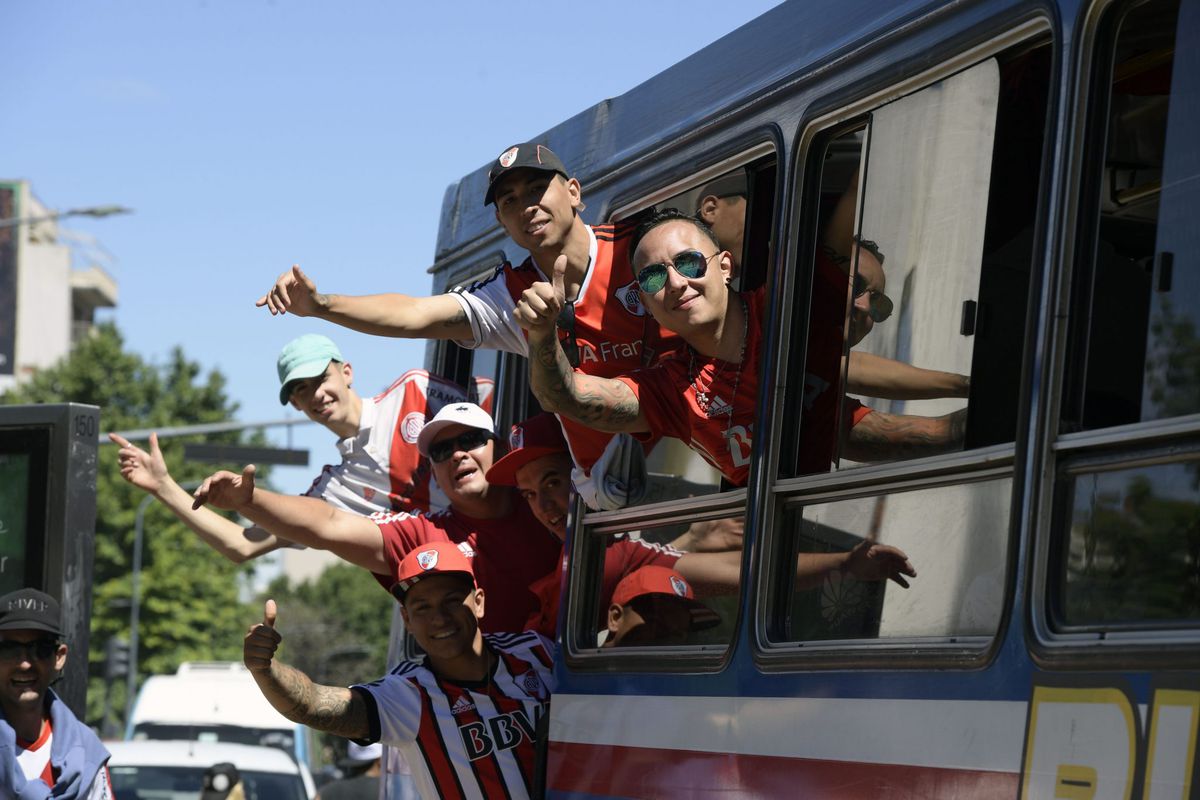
[486,631,556,664]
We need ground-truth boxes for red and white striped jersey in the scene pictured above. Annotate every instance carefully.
[304,370,493,515]
[354,632,555,800]
[449,223,679,472]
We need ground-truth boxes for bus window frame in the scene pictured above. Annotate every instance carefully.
[754,18,1055,672]
[1030,0,1200,668]
[560,139,782,673]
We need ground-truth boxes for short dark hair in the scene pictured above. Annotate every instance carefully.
[853,235,885,265]
[628,208,722,265]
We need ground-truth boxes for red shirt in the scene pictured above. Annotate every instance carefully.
[374,501,562,634]
[524,537,682,637]
[452,223,680,471]
[617,286,871,485]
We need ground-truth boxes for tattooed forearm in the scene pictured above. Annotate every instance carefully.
[528,333,642,432]
[256,661,369,739]
[842,407,968,462]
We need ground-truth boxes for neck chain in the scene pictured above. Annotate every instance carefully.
[689,293,750,426]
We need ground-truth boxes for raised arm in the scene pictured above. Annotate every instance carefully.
[192,464,389,574]
[846,352,970,400]
[256,264,472,340]
[111,433,282,563]
[843,407,968,463]
[244,600,370,740]
[516,256,650,434]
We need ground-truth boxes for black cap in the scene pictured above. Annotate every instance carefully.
[484,142,569,206]
[0,589,62,637]
[201,762,241,800]
[696,173,747,209]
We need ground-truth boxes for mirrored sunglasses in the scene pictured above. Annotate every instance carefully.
[636,250,718,294]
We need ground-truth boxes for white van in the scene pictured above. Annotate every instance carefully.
[125,661,324,793]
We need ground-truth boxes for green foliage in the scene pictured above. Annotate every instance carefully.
[1,323,260,726]
[263,561,396,687]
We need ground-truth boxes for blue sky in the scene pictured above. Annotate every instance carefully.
[3,0,780,495]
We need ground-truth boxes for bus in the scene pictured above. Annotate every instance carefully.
[390,0,1200,795]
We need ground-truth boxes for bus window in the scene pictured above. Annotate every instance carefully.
[1047,0,1200,642]
[1062,0,1189,431]
[571,513,745,651]
[786,46,1050,478]
[1053,457,1200,630]
[778,479,1010,643]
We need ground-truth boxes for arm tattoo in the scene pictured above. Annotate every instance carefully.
[314,292,334,310]
[528,334,641,431]
[843,407,968,462]
[442,306,468,329]
[262,662,369,739]
[821,244,851,268]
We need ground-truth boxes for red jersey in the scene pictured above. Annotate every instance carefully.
[373,501,562,634]
[353,631,554,800]
[524,537,682,638]
[618,287,870,485]
[450,223,680,471]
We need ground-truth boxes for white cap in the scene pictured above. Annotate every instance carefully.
[347,742,382,763]
[416,402,496,457]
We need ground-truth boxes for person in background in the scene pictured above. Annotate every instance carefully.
[602,566,721,647]
[0,589,112,799]
[318,742,381,800]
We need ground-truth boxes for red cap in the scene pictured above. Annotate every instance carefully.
[485,413,569,486]
[610,566,721,631]
[394,542,475,597]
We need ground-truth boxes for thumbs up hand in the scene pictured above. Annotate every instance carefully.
[244,599,282,673]
[515,255,569,339]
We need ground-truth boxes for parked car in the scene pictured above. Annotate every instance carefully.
[106,740,313,800]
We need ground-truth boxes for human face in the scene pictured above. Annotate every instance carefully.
[430,424,496,507]
[493,170,582,255]
[633,221,732,335]
[0,630,66,714]
[848,244,888,347]
[515,453,574,541]
[606,596,692,647]
[287,362,359,435]
[698,195,746,271]
[400,575,484,663]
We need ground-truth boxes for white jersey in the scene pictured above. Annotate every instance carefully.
[353,632,555,800]
[303,369,492,516]
[16,722,112,799]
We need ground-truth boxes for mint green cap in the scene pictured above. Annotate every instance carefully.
[277,334,343,404]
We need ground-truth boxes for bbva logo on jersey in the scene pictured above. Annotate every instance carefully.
[459,707,542,761]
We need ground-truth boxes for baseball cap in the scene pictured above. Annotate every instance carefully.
[696,173,747,208]
[610,566,720,631]
[485,413,568,486]
[346,742,383,763]
[201,762,240,800]
[484,142,569,206]
[276,334,343,405]
[394,541,476,598]
[0,588,63,637]
[416,402,495,458]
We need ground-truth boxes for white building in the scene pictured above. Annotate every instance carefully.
[0,180,119,393]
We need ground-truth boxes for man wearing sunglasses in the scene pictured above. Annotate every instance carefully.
[519,209,967,485]
[0,589,113,799]
[112,334,492,565]
[255,143,680,510]
[191,402,561,634]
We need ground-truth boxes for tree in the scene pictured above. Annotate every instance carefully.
[1,323,260,725]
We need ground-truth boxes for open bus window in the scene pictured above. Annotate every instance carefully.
[572,513,744,651]
[614,159,777,506]
[785,45,1050,477]
[1061,0,1195,431]
[776,479,1010,643]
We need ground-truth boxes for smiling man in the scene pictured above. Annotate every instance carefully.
[518,209,968,485]
[244,542,553,800]
[255,143,679,509]
[191,403,561,633]
[112,334,484,563]
[0,589,112,799]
